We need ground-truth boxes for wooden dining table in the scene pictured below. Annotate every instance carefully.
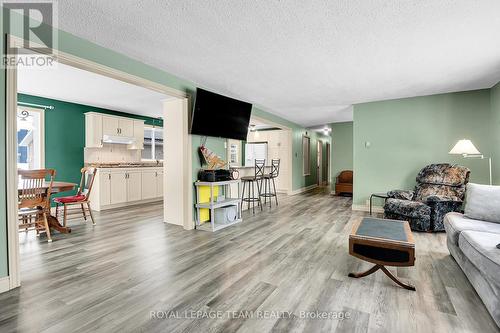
[18,181,77,234]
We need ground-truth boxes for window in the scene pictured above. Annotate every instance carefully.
[244,142,268,166]
[302,135,311,176]
[141,125,163,161]
[17,107,44,170]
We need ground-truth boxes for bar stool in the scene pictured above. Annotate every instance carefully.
[241,159,265,214]
[261,159,280,207]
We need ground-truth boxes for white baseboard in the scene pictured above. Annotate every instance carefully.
[0,276,10,293]
[288,184,318,196]
[91,197,163,212]
[352,204,384,213]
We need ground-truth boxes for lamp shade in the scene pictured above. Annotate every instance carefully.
[449,139,481,155]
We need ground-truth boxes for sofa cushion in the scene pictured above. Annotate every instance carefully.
[416,163,470,186]
[444,212,500,246]
[384,198,431,218]
[459,230,500,288]
[465,183,500,224]
[53,194,86,204]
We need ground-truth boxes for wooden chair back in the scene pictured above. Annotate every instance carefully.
[77,167,97,200]
[255,159,266,179]
[270,159,280,178]
[337,170,353,184]
[18,169,56,210]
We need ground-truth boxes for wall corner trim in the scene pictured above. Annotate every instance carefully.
[288,184,318,196]
[0,276,11,294]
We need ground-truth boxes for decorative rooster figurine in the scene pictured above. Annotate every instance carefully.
[199,145,227,170]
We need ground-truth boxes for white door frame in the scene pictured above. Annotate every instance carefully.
[5,35,192,290]
[317,140,323,185]
[325,142,331,185]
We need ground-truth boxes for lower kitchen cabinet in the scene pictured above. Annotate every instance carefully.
[110,171,127,205]
[127,171,142,202]
[141,170,157,200]
[156,170,164,198]
[90,167,163,211]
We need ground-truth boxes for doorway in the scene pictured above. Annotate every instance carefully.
[325,142,331,184]
[317,140,323,185]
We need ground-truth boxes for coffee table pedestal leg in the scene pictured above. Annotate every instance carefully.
[349,264,416,291]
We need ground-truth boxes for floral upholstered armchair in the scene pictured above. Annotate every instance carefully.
[384,164,470,232]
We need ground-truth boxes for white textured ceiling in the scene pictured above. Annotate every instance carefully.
[18,62,170,118]
[55,0,500,127]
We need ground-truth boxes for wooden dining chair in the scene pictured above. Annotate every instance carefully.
[55,167,97,226]
[18,169,56,242]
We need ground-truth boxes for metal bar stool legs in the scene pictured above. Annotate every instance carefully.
[241,179,262,214]
[260,159,280,208]
[260,176,278,208]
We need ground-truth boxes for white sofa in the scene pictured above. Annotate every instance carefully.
[444,203,500,328]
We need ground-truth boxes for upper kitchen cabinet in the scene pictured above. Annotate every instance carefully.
[102,115,134,137]
[85,112,144,149]
[102,115,119,137]
[129,120,145,150]
[85,112,103,148]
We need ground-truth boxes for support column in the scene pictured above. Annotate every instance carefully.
[163,98,193,229]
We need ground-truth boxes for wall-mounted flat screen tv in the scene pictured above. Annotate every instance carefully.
[190,88,252,141]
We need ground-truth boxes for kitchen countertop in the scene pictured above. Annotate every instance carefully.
[230,165,271,169]
[86,162,163,168]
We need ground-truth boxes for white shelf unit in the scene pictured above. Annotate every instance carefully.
[194,179,242,232]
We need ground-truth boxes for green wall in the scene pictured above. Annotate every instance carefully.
[491,82,500,185]
[18,94,162,203]
[330,122,353,189]
[353,89,494,206]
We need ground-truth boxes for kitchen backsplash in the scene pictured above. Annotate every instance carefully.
[84,144,142,163]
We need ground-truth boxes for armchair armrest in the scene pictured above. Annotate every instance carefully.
[387,190,414,201]
[424,195,461,203]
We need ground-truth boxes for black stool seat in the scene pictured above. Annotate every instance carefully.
[241,176,261,181]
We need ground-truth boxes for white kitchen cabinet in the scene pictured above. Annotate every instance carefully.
[129,120,145,150]
[110,171,127,204]
[103,116,133,137]
[86,113,145,149]
[85,113,103,148]
[127,171,142,202]
[99,171,111,206]
[141,170,157,200]
[156,170,164,198]
[119,118,134,137]
[90,167,163,211]
[102,115,120,137]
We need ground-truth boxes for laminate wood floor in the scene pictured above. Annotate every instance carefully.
[0,187,498,333]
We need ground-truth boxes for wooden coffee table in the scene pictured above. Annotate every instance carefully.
[348,217,416,290]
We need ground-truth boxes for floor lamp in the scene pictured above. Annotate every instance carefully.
[449,139,492,185]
